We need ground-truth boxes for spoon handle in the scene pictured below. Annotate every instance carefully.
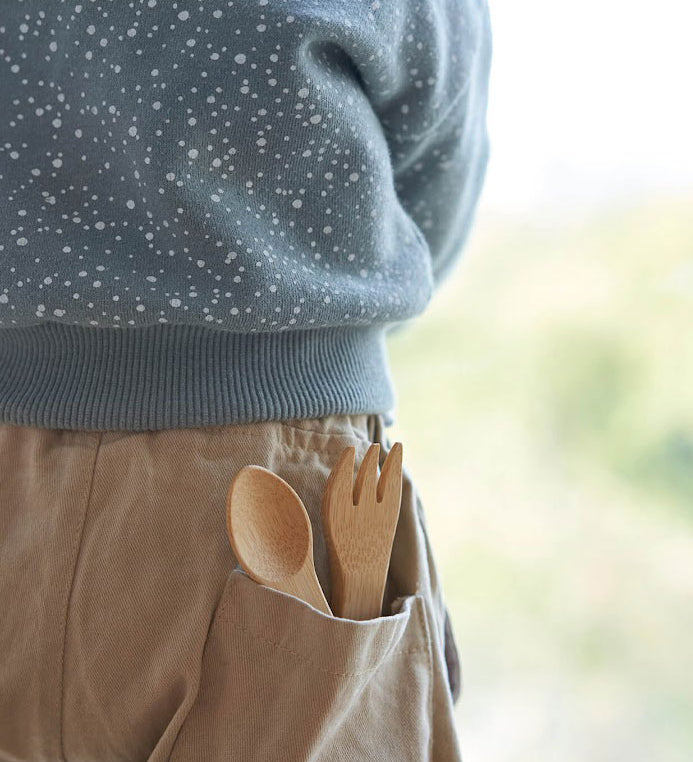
[236,561,332,616]
[290,564,333,615]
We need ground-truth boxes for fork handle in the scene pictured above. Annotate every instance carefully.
[331,566,389,621]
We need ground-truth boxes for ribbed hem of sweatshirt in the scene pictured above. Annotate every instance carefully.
[0,323,397,432]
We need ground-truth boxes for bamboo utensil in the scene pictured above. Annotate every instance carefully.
[322,442,403,620]
[225,464,333,615]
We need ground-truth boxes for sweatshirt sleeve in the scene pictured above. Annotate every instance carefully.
[363,0,493,294]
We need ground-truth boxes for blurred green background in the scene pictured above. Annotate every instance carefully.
[386,195,693,761]
[381,1,693,757]
[379,1,693,756]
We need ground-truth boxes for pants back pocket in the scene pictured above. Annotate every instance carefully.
[168,567,433,762]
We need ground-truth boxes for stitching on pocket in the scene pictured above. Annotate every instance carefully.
[419,595,435,762]
[414,586,431,658]
[223,617,429,677]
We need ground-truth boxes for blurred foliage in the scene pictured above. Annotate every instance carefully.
[385,195,693,761]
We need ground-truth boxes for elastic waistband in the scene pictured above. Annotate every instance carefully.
[280,412,373,440]
[0,322,396,432]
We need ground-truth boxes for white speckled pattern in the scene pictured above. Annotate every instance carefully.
[0,0,491,430]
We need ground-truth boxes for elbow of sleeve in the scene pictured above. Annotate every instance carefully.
[384,0,492,291]
[392,90,492,293]
[429,123,491,290]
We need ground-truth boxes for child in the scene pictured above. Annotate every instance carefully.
[0,2,491,758]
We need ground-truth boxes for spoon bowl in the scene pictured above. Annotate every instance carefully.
[226,465,332,615]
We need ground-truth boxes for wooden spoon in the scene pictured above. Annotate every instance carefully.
[226,465,332,615]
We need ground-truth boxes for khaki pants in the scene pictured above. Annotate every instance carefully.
[0,413,462,761]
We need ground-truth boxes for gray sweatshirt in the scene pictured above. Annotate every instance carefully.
[0,0,491,431]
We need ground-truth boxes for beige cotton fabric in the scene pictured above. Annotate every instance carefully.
[0,413,463,761]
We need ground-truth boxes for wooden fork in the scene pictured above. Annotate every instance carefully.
[321,441,403,620]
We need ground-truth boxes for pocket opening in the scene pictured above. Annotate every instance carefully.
[210,567,431,677]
